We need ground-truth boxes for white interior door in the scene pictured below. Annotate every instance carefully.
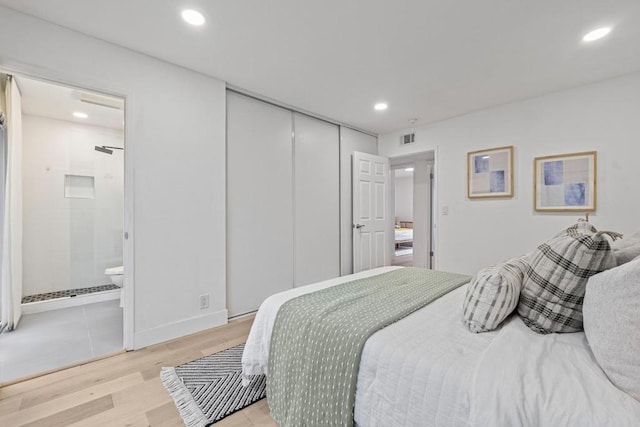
[352,152,390,273]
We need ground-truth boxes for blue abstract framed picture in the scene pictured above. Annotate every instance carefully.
[467,145,513,198]
[534,151,596,212]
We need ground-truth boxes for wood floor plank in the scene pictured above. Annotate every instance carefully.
[0,315,275,426]
[21,395,114,427]
[0,373,143,426]
[0,395,23,416]
[72,377,174,426]
[216,410,253,427]
[145,401,183,427]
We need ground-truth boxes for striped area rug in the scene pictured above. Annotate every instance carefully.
[161,343,266,426]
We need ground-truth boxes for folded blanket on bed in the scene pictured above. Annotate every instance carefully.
[267,267,470,427]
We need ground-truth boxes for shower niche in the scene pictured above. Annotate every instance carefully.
[64,174,95,199]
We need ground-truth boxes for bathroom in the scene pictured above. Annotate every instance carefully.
[0,74,125,383]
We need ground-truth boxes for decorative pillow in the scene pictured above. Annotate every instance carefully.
[463,255,529,333]
[517,222,617,334]
[611,231,640,266]
[583,256,640,401]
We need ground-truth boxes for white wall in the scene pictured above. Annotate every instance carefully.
[394,176,413,222]
[380,72,640,275]
[22,115,123,296]
[340,127,378,276]
[0,6,227,348]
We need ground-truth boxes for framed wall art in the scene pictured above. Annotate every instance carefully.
[534,151,596,212]
[467,145,514,198]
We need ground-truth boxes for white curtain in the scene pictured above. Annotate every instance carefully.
[1,75,23,331]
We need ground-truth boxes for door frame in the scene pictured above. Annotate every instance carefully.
[1,65,135,350]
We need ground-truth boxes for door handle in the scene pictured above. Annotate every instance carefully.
[354,224,365,229]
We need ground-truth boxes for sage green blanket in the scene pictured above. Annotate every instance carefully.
[267,267,471,426]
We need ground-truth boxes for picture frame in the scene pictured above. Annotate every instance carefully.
[534,151,597,212]
[467,145,514,198]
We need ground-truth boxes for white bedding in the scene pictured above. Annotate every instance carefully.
[395,228,413,243]
[242,267,640,426]
[353,284,493,427]
[469,317,640,426]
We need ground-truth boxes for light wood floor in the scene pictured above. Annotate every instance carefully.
[392,254,413,267]
[0,315,276,427]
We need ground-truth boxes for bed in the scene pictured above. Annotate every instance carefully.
[395,220,413,249]
[242,266,640,426]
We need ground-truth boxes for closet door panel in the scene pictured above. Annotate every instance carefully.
[294,113,340,286]
[227,92,293,316]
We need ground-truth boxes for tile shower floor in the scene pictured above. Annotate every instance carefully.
[0,300,123,383]
[21,284,120,303]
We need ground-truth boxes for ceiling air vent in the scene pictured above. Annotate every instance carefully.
[400,133,415,145]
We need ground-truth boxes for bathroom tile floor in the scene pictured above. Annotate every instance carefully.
[0,300,122,383]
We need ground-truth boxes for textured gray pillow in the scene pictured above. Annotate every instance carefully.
[611,231,640,266]
[463,256,529,333]
[518,222,617,334]
[583,256,640,401]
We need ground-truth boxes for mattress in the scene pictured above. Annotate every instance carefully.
[242,267,640,426]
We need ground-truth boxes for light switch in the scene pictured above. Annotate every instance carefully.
[442,206,449,215]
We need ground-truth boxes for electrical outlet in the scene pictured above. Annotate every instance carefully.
[199,294,210,309]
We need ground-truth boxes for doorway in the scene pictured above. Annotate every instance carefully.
[0,73,126,383]
[392,166,414,266]
[390,151,435,269]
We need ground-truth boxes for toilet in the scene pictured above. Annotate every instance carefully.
[105,265,124,287]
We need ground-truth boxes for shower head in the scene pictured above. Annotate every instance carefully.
[94,145,123,155]
[95,145,113,154]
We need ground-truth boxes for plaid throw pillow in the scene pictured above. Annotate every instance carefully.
[463,256,529,333]
[517,222,617,334]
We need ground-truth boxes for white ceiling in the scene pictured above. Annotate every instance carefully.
[17,76,124,130]
[2,0,640,134]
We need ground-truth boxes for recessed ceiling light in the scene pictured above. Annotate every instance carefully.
[582,27,611,42]
[182,9,205,26]
[374,102,388,111]
[73,112,88,119]
[405,168,414,172]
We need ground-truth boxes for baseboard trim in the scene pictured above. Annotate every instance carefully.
[22,289,121,315]
[133,309,228,349]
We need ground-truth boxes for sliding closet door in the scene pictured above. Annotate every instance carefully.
[293,113,340,286]
[227,92,293,317]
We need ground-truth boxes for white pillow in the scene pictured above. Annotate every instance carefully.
[611,231,640,266]
[463,256,529,333]
[583,256,640,401]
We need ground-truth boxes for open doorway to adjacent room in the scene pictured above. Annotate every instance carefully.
[392,166,414,266]
[390,151,435,269]
[0,73,126,383]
